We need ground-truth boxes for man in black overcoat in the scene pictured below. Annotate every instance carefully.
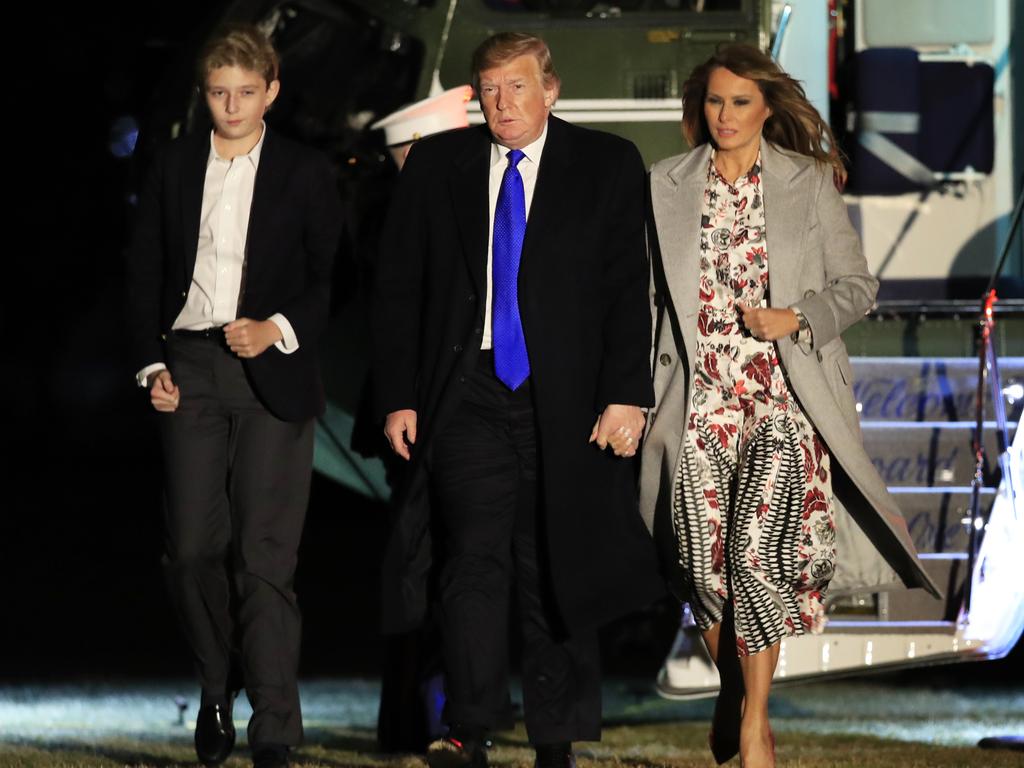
[372,32,664,768]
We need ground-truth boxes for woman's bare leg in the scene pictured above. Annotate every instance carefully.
[737,641,779,768]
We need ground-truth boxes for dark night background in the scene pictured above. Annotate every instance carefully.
[4,5,1020,695]
[5,4,393,681]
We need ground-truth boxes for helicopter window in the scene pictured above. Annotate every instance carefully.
[860,0,994,47]
[481,0,742,12]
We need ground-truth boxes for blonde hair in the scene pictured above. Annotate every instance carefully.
[471,32,560,97]
[197,24,279,88]
[682,43,845,178]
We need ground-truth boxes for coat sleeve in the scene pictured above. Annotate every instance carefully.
[594,140,656,410]
[273,153,342,347]
[790,167,878,349]
[125,146,168,372]
[371,142,429,419]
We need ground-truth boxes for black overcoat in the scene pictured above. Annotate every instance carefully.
[372,116,666,633]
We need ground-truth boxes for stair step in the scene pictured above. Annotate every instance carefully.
[887,488,993,553]
[861,420,1014,487]
[885,551,966,621]
[847,356,1024,423]
[827,554,966,623]
[824,620,957,634]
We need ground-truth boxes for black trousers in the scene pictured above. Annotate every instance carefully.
[159,334,313,748]
[429,353,601,745]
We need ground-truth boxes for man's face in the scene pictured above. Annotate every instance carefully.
[478,54,556,149]
[204,65,279,144]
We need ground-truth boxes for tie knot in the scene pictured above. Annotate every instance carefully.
[506,149,525,169]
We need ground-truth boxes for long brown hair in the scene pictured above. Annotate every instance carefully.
[681,43,845,179]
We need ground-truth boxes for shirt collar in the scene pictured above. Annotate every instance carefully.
[708,148,762,189]
[490,121,548,169]
[208,120,267,169]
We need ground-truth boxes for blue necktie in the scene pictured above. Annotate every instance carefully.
[492,149,530,390]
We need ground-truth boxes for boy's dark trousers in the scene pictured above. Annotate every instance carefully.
[159,332,313,747]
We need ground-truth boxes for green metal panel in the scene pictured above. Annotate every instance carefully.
[346,0,770,162]
[437,2,764,101]
[570,121,687,167]
[842,317,1024,358]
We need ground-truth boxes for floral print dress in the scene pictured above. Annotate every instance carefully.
[671,154,837,656]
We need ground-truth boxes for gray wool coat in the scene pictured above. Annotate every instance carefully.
[640,139,941,599]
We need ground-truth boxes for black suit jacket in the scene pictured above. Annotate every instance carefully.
[372,115,664,633]
[127,128,342,422]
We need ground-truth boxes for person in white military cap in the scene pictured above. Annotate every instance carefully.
[372,84,473,169]
[361,83,472,756]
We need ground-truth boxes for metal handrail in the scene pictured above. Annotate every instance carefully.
[964,180,1024,613]
[771,4,793,61]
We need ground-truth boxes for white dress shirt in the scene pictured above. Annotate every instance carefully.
[136,123,297,387]
[481,125,548,350]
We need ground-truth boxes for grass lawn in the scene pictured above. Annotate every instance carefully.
[1,722,1021,767]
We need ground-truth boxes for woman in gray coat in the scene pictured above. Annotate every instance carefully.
[629,45,939,768]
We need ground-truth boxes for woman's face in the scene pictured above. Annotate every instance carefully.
[703,66,771,155]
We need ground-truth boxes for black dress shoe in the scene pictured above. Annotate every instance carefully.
[426,726,488,768]
[534,742,575,768]
[252,743,290,768]
[194,700,236,766]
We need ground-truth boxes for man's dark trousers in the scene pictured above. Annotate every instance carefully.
[159,333,312,747]
[429,352,601,744]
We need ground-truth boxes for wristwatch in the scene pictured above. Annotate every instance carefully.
[790,309,810,343]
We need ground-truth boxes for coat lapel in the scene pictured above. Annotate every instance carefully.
[449,127,492,301]
[244,128,286,300]
[179,132,209,289]
[518,116,573,278]
[761,138,813,313]
[652,144,711,364]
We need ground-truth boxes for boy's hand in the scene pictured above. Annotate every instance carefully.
[149,370,180,412]
[224,318,283,358]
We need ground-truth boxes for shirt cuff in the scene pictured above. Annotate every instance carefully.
[789,307,814,352]
[136,362,167,388]
[269,313,299,354]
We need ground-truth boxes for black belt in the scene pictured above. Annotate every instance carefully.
[172,327,226,341]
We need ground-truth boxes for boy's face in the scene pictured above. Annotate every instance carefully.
[204,65,279,144]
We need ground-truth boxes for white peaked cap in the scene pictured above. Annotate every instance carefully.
[371,85,474,146]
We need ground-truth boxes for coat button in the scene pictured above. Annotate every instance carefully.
[816,350,823,362]
[804,289,816,299]
[474,327,483,335]
[467,293,476,302]
[459,375,466,383]
[181,291,187,298]
[452,344,463,353]
[659,353,672,366]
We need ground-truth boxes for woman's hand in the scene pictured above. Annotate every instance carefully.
[736,303,800,341]
[590,404,645,457]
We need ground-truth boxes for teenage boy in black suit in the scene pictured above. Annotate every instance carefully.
[127,24,341,768]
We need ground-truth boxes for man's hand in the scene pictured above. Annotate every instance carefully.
[149,369,180,413]
[590,403,645,457]
[737,302,800,341]
[224,318,283,358]
[384,409,418,461]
